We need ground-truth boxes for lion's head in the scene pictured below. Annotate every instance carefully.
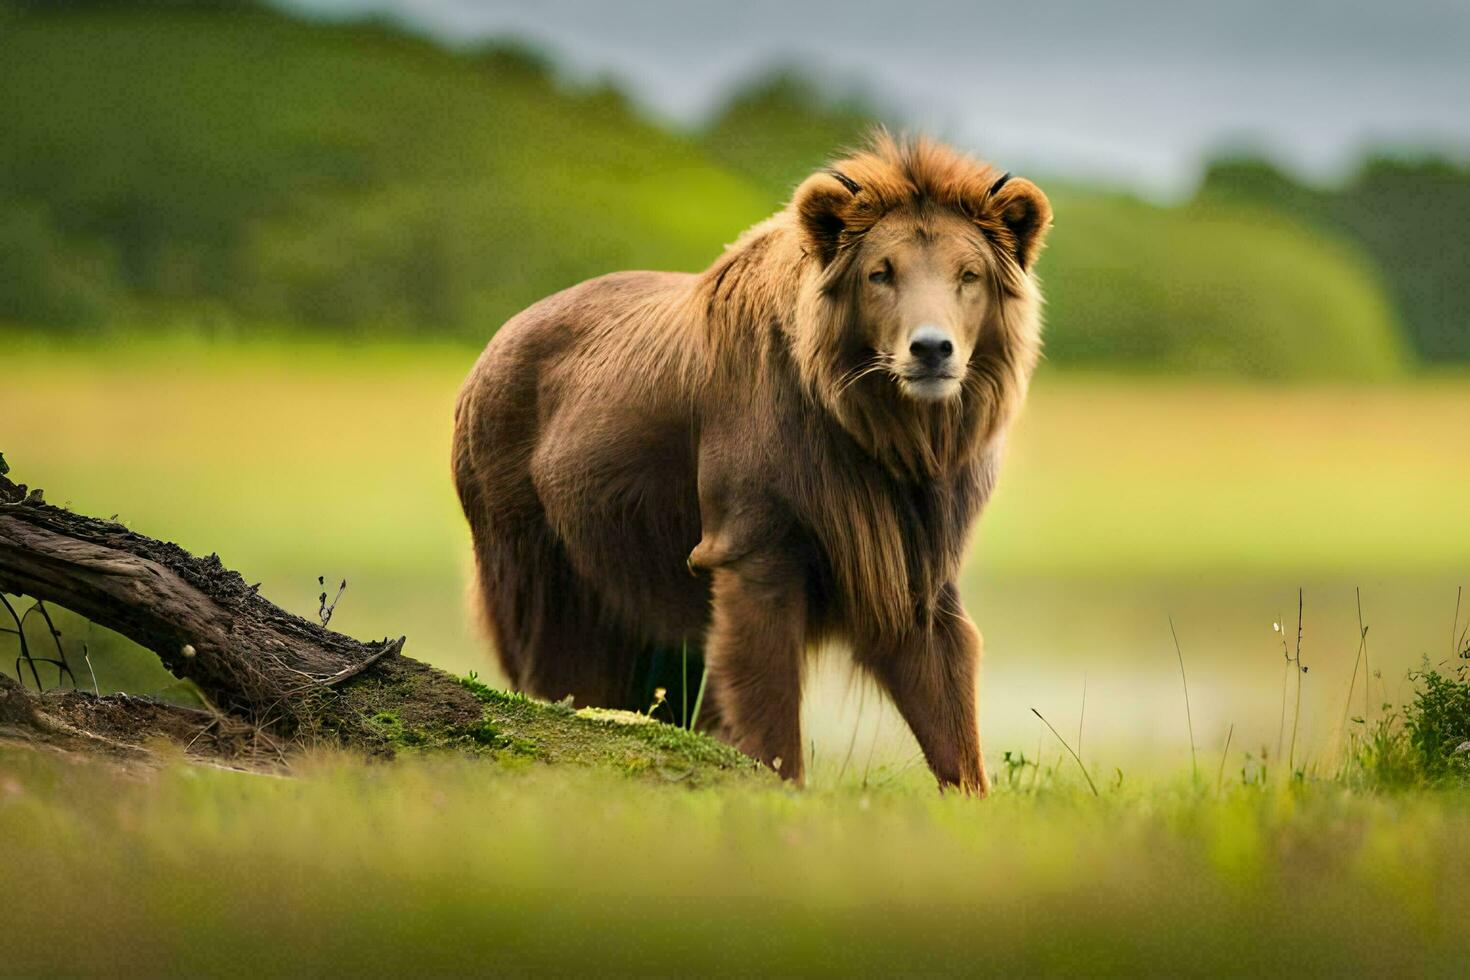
[788,134,1051,473]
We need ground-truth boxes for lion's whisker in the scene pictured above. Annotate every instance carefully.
[835,354,891,399]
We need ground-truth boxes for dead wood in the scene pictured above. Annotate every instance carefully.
[0,456,760,784]
[0,458,477,764]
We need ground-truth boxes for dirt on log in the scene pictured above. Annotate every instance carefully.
[0,454,763,784]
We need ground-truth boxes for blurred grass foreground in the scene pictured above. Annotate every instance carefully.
[2,744,1469,975]
[1,0,1467,376]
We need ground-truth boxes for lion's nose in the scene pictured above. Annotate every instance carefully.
[908,325,955,370]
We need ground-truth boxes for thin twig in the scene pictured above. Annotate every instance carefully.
[185,716,222,752]
[836,680,869,787]
[317,576,347,628]
[1454,586,1464,659]
[1359,588,1371,720]
[1077,671,1088,768]
[1339,588,1371,756]
[1288,588,1306,775]
[29,600,76,688]
[870,751,926,790]
[1,593,43,691]
[1275,613,1289,765]
[1216,723,1235,794]
[1169,615,1197,782]
[861,706,883,790]
[1031,707,1099,796]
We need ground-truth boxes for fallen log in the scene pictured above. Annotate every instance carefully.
[0,453,762,783]
[1,458,407,723]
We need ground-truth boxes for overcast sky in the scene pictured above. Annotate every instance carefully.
[281,0,1470,196]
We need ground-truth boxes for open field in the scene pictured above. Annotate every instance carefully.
[4,746,1469,975]
[4,342,1469,774]
[4,343,1469,974]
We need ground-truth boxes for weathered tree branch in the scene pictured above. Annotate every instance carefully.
[0,454,762,784]
[0,465,402,722]
[0,456,490,768]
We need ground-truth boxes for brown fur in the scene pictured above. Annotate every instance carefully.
[452,134,1051,792]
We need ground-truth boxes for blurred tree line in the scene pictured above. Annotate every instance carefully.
[1200,155,1470,362]
[0,0,1462,376]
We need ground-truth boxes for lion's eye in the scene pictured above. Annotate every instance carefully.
[961,270,981,284]
[868,267,891,284]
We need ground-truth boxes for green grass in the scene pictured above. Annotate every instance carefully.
[3,745,1468,975]
[0,4,771,334]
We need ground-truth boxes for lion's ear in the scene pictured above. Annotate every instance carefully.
[793,170,860,266]
[983,176,1052,272]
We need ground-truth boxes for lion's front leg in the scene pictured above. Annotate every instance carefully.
[704,556,807,783]
[859,586,989,796]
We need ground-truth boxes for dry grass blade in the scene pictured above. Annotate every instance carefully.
[836,680,869,787]
[1169,615,1197,781]
[1077,671,1088,768]
[1339,587,1371,756]
[1031,707,1099,796]
[1289,588,1306,775]
[1216,722,1234,794]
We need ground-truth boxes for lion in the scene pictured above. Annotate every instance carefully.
[452,134,1050,793]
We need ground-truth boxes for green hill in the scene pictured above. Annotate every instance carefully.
[1039,187,1406,378]
[0,3,1413,377]
[1200,155,1470,363]
[703,69,880,196]
[0,3,770,336]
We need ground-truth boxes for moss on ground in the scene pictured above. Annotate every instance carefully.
[329,660,764,786]
[452,675,764,785]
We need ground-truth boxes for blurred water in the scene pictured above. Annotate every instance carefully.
[802,574,1467,782]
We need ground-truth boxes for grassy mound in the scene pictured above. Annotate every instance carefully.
[338,664,764,787]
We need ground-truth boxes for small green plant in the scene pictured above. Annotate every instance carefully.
[365,710,410,744]
[999,750,1037,792]
[1239,749,1269,788]
[1343,708,1421,789]
[1343,660,1470,788]
[1405,661,1470,782]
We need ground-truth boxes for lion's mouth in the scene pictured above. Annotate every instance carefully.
[897,370,964,402]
